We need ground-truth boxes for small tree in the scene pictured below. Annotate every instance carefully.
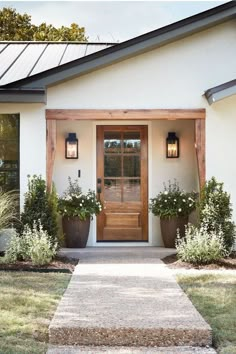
[199,177,235,251]
[0,7,87,41]
[18,175,58,245]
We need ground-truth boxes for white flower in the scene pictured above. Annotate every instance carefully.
[189,204,193,207]
[81,200,84,203]
[164,191,168,195]
[182,199,186,202]
[174,199,177,202]
[80,203,82,206]
[178,208,182,212]
[164,200,167,202]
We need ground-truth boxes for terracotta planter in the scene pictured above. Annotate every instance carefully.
[160,216,188,248]
[62,216,90,248]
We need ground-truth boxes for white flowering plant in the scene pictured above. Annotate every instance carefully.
[149,180,198,218]
[58,177,102,220]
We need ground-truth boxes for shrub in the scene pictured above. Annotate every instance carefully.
[149,180,197,218]
[4,221,57,265]
[18,175,59,245]
[199,177,235,251]
[0,190,19,229]
[176,222,228,265]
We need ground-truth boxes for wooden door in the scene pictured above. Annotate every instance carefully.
[97,125,148,241]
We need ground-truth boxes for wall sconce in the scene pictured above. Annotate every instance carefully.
[65,133,78,159]
[166,132,179,158]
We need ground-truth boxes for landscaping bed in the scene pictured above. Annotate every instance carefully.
[162,252,236,270]
[0,256,78,273]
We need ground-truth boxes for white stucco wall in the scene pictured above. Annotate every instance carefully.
[47,20,236,110]
[0,103,46,208]
[206,95,236,221]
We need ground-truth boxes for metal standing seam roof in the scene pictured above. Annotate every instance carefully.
[0,42,115,86]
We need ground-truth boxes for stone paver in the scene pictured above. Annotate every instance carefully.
[49,247,212,349]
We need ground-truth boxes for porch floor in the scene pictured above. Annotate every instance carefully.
[48,247,214,352]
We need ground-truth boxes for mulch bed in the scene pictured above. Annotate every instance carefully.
[162,252,236,270]
[0,256,78,273]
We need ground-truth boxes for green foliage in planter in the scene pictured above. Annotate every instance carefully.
[58,177,102,220]
[149,180,198,218]
[199,177,235,251]
[17,175,58,244]
[176,222,228,265]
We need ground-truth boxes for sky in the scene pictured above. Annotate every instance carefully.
[0,1,228,42]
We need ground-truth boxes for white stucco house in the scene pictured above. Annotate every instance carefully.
[0,2,235,247]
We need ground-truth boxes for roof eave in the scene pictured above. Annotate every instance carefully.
[0,89,46,103]
[205,80,236,105]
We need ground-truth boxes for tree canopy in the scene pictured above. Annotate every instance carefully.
[0,7,87,41]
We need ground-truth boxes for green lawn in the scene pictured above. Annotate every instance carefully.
[177,274,236,354]
[0,272,71,354]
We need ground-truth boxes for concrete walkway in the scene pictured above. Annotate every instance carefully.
[48,247,214,353]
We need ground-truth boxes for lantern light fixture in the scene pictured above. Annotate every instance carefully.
[166,132,179,158]
[65,133,78,159]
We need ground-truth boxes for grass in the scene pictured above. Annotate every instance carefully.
[0,271,71,354]
[177,274,236,354]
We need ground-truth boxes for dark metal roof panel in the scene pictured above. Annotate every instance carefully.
[60,44,87,64]
[0,43,46,86]
[85,44,112,56]
[0,43,27,79]
[0,43,8,54]
[0,42,114,86]
[31,44,67,75]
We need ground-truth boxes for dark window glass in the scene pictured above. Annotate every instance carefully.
[123,156,140,177]
[123,132,140,153]
[104,156,121,177]
[104,132,121,153]
[0,114,19,192]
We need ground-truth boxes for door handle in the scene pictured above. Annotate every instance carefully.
[97,178,102,194]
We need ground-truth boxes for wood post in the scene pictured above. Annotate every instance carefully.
[195,119,206,190]
[46,120,56,191]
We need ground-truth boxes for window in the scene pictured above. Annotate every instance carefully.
[0,114,19,192]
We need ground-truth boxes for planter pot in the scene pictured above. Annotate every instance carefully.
[62,216,90,248]
[160,216,188,248]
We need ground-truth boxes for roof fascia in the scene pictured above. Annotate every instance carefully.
[3,2,236,90]
[205,85,236,104]
[0,89,46,103]
[205,79,236,104]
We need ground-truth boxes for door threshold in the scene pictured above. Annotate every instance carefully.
[94,242,151,247]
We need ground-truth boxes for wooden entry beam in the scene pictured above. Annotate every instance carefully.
[195,119,206,189]
[46,120,57,191]
[46,109,205,121]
